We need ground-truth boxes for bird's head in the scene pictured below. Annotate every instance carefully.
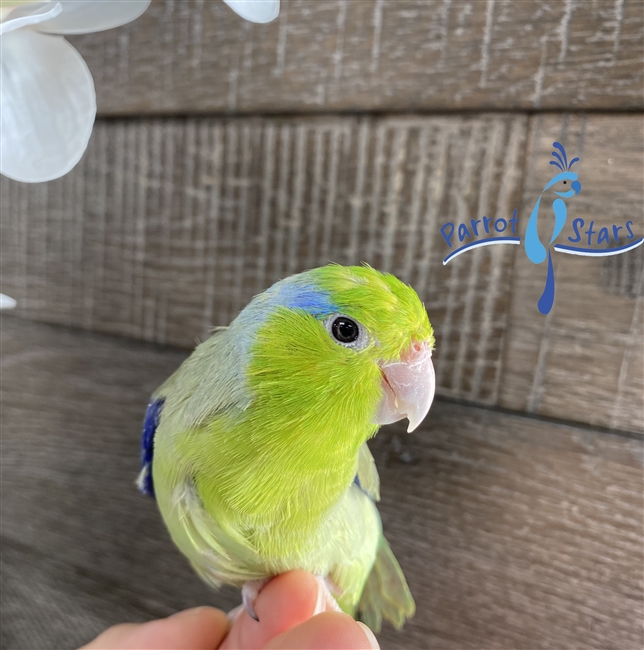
[546,142,581,197]
[544,170,582,199]
[242,265,435,439]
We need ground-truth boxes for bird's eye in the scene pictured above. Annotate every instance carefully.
[324,314,369,349]
[563,181,567,184]
[332,317,359,343]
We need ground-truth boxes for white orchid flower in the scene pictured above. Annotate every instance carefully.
[0,0,151,183]
[0,1,278,314]
[223,0,279,23]
[0,0,278,185]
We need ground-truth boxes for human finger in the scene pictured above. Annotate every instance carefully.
[81,623,139,649]
[82,607,229,650]
[264,612,379,650]
[221,570,322,649]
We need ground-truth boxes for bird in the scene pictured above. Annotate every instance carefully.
[137,264,436,632]
[524,141,582,314]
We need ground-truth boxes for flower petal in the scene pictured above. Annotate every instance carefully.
[223,0,279,23]
[0,1,61,35]
[0,294,17,310]
[35,0,150,35]
[0,30,96,183]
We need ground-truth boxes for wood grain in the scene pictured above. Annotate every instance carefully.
[2,317,642,649]
[67,0,644,116]
[1,540,168,650]
[500,114,644,434]
[0,114,527,406]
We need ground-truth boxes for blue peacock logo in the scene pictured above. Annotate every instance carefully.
[439,141,643,315]
[525,142,582,314]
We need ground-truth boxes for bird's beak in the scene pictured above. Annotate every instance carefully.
[374,341,435,432]
[571,180,582,195]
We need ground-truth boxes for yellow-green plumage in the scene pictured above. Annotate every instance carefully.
[146,265,433,630]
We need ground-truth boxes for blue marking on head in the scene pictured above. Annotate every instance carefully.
[230,274,341,358]
[279,284,338,316]
[262,280,339,317]
[138,397,164,498]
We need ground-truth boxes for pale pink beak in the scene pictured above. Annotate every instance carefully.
[374,341,435,432]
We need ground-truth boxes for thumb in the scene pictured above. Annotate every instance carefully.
[221,571,321,649]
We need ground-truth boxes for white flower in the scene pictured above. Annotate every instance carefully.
[0,0,279,184]
[0,293,17,309]
[223,0,279,23]
[0,0,150,183]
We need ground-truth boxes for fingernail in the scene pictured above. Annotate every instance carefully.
[313,581,327,615]
[357,622,380,649]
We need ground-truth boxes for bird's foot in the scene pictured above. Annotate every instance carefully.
[226,604,244,624]
[241,577,271,622]
[239,574,341,623]
[313,574,342,613]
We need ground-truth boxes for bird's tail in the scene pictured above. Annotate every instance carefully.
[357,535,415,632]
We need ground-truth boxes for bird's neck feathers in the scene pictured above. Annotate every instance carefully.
[246,305,382,448]
[193,305,382,536]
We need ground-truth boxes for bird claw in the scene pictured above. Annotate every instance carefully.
[313,575,342,613]
[241,578,271,622]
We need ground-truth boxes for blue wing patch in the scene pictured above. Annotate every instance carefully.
[137,398,165,498]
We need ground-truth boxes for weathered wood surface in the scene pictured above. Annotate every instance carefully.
[0,114,527,406]
[1,540,171,650]
[2,317,642,649]
[68,0,644,116]
[500,114,644,434]
[61,0,644,115]
[3,113,643,432]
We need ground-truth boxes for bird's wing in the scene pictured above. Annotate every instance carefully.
[136,397,165,497]
[138,329,251,498]
[162,476,266,588]
[155,329,252,429]
[355,442,380,501]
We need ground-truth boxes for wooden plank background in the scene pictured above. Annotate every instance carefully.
[2,318,642,650]
[68,0,644,114]
[0,114,527,407]
[500,114,644,432]
[2,112,642,433]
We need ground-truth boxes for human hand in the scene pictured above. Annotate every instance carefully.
[82,570,379,649]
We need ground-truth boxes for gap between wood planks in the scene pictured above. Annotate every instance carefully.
[92,107,644,122]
